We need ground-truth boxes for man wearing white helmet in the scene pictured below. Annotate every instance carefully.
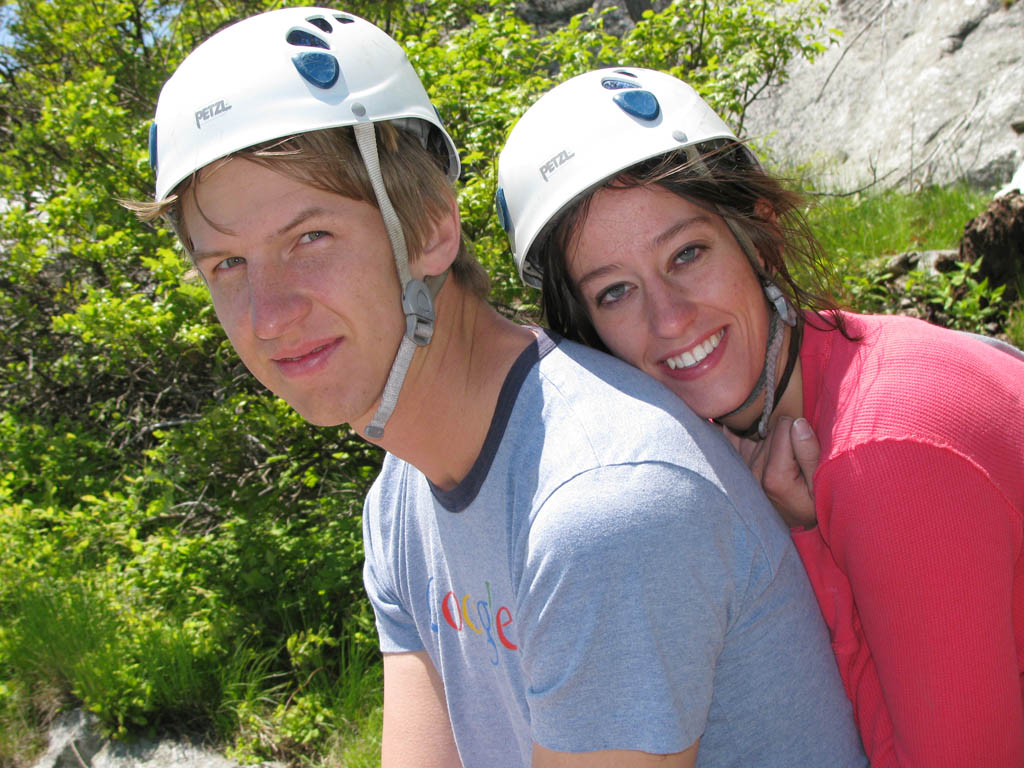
[134,10,865,767]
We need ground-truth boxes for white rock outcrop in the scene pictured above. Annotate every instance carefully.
[744,0,1024,191]
[30,709,283,768]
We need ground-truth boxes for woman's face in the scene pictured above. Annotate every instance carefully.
[566,184,771,425]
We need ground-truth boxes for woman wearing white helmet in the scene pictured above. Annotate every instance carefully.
[498,67,1024,767]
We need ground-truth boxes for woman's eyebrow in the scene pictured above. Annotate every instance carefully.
[575,214,714,290]
[650,213,713,250]
[576,263,622,292]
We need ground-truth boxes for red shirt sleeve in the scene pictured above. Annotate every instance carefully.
[814,438,1023,767]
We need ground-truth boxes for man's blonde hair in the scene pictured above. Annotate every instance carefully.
[129,122,489,298]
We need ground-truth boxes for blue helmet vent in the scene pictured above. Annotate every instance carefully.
[613,69,638,78]
[613,89,660,121]
[306,16,332,33]
[495,187,511,233]
[292,51,339,89]
[601,77,640,91]
[148,123,158,171]
[333,14,355,24]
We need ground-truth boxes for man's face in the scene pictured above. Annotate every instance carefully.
[182,157,405,428]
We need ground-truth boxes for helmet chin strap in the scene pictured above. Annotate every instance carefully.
[675,144,798,440]
[714,217,798,440]
[354,122,446,440]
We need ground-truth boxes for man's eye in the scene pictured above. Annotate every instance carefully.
[215,256,246,271]
[300,231,327,244]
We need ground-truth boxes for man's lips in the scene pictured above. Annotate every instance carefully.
[274,340,338,362]
[272,338,342,374]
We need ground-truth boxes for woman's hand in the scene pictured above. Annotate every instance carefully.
[724,417,820,529]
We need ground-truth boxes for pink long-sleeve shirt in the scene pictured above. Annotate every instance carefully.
[793,311,1024,766]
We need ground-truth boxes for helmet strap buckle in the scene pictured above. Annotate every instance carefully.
[764,281,797,327]
[402,278,436,347]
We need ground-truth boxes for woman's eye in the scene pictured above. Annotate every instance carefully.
[215,256,246,271]
[595,283,630,307]
[674,245,702,266]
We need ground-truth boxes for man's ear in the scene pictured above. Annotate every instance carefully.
[412,199,461,280]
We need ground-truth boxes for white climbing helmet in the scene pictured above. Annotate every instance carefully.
[496,67,746,289]
[150,8,460,440]
[150,6,459,201]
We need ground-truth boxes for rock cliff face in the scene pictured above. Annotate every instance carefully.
[735,0,1024,190]
[517,0,1024,190]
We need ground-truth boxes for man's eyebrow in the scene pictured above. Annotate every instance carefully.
[275,206,330,238]
[192,247,231,265]
[191,206,332,263]
[575,213,714,291]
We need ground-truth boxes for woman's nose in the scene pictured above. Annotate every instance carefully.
[647,278,696,339]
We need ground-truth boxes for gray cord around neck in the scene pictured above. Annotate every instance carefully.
[715,218,796,439]
[354,122,445,440]
[680,144,796,439]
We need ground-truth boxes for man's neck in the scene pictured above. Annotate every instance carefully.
[360,281,537,490]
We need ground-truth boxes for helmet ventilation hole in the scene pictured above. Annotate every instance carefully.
[286,29,328,49]
[286,25,337,89]
[306,16,332,33]
[601,77,640,91]
[495,188,511,233]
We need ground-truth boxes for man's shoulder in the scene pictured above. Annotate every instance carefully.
[506,339,782,527]
[537,336,683,403]
[524,338,726,463]
[527,338,703,435]
[365,334,777,536]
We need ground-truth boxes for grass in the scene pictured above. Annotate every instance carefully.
[2,578,227,738]
[0,679,48,768]
[223,633,384,766]
[1006,299,1024,348]
[323,702,383,768]
[806,183,992,262]
[1,584,386,767]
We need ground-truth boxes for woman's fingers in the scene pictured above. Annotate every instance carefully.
[759,418,820,529]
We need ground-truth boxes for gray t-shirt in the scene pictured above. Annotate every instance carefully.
[363,331,865,767]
